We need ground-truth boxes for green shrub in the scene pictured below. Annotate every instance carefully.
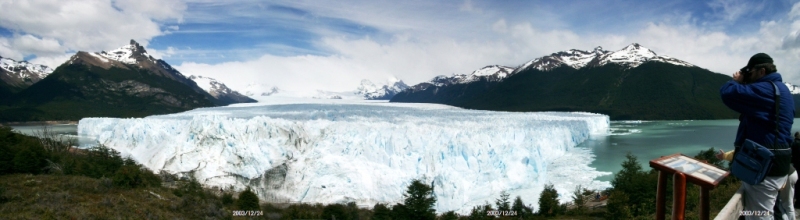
[13,147,47,174]
[372,203,391,220]
[221,192,234,205]
[236,187,260,211]
[322,203,349,220]
[0,145,15,174]
[439,210,458,220]
[112,164,161,189]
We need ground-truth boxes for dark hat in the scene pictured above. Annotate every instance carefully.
[740,53,773,72]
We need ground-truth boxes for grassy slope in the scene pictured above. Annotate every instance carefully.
[0,174,231,219]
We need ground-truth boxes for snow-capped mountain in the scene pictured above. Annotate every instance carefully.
[785,82,800,95]
[429,65,515,87]
[72,40,193,85]
[0,56,53,89]
[514,43,694,73]
[355,79,410,100]
[242,83,281,97]
[189,75,256,104]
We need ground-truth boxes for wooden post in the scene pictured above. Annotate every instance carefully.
[657,171,668,220]
[673,173,686,220]
[700,187,710,220]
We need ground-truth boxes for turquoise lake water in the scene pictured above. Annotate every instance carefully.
[586,119,800,182]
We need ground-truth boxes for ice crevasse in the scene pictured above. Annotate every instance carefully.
[78,103,612,214]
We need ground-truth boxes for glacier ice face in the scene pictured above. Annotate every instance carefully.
[78,100,611,214]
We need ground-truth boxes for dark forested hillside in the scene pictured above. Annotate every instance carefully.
[393,62,741,120]
[0,61,216,122]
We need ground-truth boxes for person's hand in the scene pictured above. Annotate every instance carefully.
[716,149,725,160]
[733,71,744,83]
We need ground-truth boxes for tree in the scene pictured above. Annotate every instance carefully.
[221,192,234,206]
[495,191,510,212]
[610,152,655,216]
[606,190,633,220]
[322,203,349,220]
[13,146,46,174]
[468,202,493,220]
[391,203,408,220]
[403,179,437,220]
[695,147,724,168]
[372,203,391,220]
[538,184,560,217]
[512,196,533,219]
[237,187,260,211]
[0,143,15,174]
[570,185,588,215]
[440,211,458,220]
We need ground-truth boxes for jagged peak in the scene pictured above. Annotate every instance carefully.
[96,40,153,65]
[515,43,694,72]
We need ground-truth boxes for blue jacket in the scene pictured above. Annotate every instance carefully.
[720,72,795,176]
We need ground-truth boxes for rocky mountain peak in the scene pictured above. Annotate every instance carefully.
[0,56,54,89]
[516,43,694,72]
[356,78,410,100]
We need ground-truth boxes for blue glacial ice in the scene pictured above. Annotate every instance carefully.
[78,99,611,214]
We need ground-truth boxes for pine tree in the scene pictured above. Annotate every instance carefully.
[570,185,588,215]
[372,203,391,220]
[495,190,510,212]
[512,196,533,218]
[391,203,408,220]
[236,187,260,211]
[538,184,560,217]
[440,210,458,220]
[403,179,437,220]
[322,203,349,220]
[606,190,633,220]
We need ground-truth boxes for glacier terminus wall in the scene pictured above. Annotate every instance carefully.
[78,100,612,214]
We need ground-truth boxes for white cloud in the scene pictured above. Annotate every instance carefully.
[148,46,177,59]
[29,53,76,69]
[10,35,64,56]
[0,0,185,64]
[113,0,187,22]
[0,38,23,60]
[707,0,757,22]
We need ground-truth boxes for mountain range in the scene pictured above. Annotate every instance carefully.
[0,40,254,122]
[0,56,54,96]
[355,79,410,100]
[392,43,800,120]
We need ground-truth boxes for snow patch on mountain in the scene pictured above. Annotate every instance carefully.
[515,43,695,72]
[785,82,800,95]
[0,56,54,80]
[355,78,410,100]
[189,75,255,104]
[242,83,282,97]
[426,65,515,87]
[97,40,153,65]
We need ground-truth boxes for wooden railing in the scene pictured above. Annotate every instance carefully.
[713,186,744,220]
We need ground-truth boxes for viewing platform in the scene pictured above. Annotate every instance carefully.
[715,186,800,220]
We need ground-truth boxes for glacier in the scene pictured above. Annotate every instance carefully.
[78,99,611,214]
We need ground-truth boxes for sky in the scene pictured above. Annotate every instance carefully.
[2,0,800,94]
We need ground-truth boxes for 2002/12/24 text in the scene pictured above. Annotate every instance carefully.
[740,210,771,217]
[487,210,517,216]
[232,210,263,216]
